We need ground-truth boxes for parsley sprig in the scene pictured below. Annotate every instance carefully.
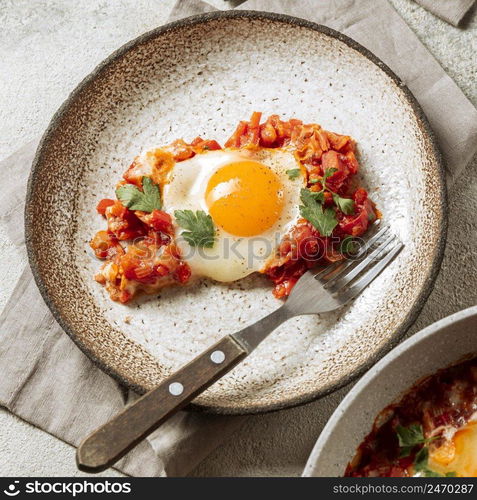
[319,167,355,215]
[395,424,456,477]
[174,210,215,248]
[299,188,337,237]
[299,167,355,237]
[116,177,162,212]
[396,424,435,458]
[333,193,355,215]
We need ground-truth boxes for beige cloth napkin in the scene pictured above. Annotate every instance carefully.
[415,0,475,26]
[1,0,476,477]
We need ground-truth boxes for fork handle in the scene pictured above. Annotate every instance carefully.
[76,336,247,473]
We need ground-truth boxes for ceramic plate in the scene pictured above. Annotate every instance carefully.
[304,306,477,476]
[25,11,446,414]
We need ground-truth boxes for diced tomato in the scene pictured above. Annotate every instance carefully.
[190,136,202,146]
[191,137,222,152]
[106,201,145,240]
[339,196,375,236]
[149,210,173,234]
[119,290,132,303]
[273,278,298,299]
[120,240,174,284]
[268,260,306,284]
[263,115,303,147]
[339,210,368,236]
[292,124,325,163]
[321,150,341,171]
[174,262,191,284]
[322,150,350,192]
[326,131,351,152]
[225,121,248,148]
[292,223,321,261]
[108,200,127,218]
[205,140,222,151]
[354,187,368,206]
[123,162,145,187]
[168,139,195,162]
[90,230,122,259]
[225,112,262,148]
[259,121,277,147]
[243,111,261,147]
[144,229,170,247]
[225,113,306,149]
[134,262,156,281]
[96,199,115,216]
[154,264,170,277]
[164,243,182,261]
[122,258,153,283]
[344,150,359,175]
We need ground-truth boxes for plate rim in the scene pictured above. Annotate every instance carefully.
[24,9,448,415]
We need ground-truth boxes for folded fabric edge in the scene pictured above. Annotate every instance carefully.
[415,0,476,26]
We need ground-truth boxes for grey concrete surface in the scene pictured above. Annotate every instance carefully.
[0,0,475,477]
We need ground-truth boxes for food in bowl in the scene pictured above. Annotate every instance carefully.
[346,356,477,477]
[90,112,378,303]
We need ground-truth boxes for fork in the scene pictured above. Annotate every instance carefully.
[76,223,403,472]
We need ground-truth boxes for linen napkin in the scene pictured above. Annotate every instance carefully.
[415,0,475,26]
[1,0,476,477]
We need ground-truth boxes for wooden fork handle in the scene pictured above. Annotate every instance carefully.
[76,336,247,473]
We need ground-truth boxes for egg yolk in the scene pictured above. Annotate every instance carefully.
[429,421,477,477]
[205,160,284,237]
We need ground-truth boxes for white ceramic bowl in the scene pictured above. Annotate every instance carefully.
[304,305,477,476]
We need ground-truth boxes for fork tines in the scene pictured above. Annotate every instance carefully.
[315,222,403,300]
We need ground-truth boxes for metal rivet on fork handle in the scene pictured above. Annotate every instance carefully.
[210,350,225,364]
[168,382,184,396]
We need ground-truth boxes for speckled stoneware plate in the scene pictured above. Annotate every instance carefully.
[304,306,477,477]
[25,11,446,415]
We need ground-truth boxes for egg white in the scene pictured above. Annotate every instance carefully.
[162,148,304,282]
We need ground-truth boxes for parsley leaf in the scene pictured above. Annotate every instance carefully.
[305,167,354,219]
[332,193,355,215]
[286,168,301,180]
[299,188,338,237]
[340,236,358,255]
[396,424,426,449]
[396,424,434,458]
[396,425,455,477]
[413,446,429,472]
[174,210,215,248]
[322,167,338,182]
[301,188,325,205]
[116,177,162,212]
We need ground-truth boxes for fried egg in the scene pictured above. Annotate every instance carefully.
[162,148,304,282]
[429,419,477,477]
